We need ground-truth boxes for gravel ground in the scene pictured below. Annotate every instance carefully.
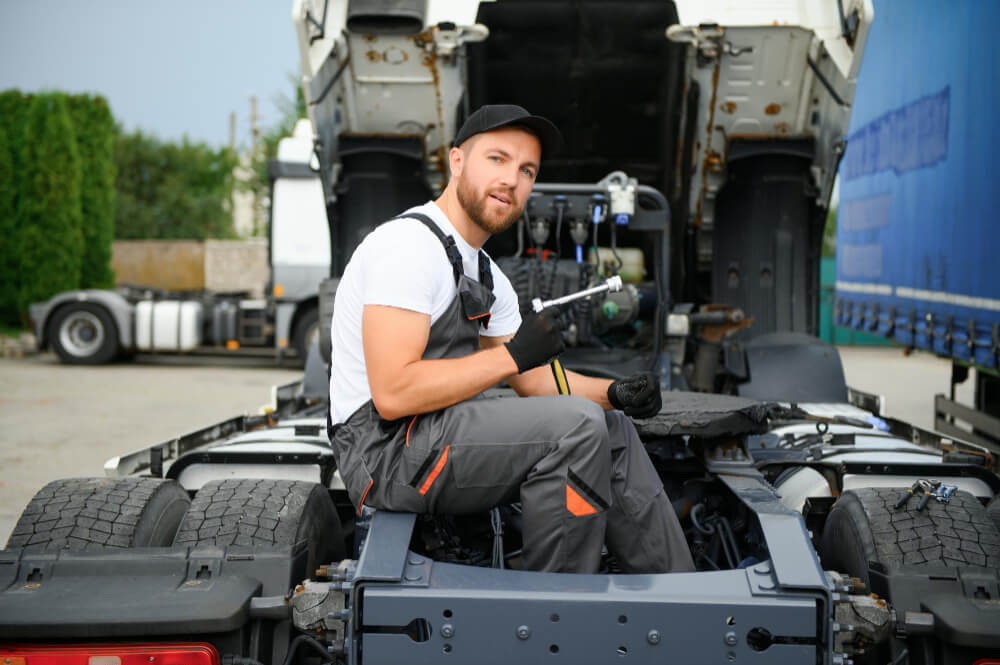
[0,346,976,545]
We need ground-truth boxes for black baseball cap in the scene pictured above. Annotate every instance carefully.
[452,104,562,157]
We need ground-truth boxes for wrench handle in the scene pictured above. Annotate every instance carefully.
[531,276,623,312]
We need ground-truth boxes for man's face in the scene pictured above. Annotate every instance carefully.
[453,126,541,235]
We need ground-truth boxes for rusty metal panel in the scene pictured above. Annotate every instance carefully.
[111,240,206,291]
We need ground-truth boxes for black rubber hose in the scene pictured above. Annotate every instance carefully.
[281,635,335,665]
[543,206,564,300]
[609,222,623,273]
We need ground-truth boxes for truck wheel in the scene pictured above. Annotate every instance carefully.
[988,495,1000,532]
[48,303,119,364]
[5,478,190,551]
[173,479,346,573]
[292,306,320,363]
[819,488,1000,586]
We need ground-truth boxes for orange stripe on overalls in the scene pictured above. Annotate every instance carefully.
[419,445,450,495]
[405,415,418,446]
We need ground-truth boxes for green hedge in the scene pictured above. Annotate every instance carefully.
[0,90,28,325]
[0,90,119,323]
[17,93,84,313]
[66,94,116,288]
[0,123,15,325]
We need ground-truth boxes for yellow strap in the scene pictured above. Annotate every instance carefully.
[550,358,571,395]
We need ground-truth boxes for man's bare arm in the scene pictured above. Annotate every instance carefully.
[364,305,519,420]
[480,334,612,409]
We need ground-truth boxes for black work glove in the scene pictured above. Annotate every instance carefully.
[608,372,661,418]
[504,308,565,373]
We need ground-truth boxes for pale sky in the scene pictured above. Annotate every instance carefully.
[0,0,302,148]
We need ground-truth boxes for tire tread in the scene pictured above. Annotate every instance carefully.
[6,478,185,551]
[174,479,323,548]
[840,487,1000,570]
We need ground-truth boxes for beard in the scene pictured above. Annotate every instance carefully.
[456,173,524,235]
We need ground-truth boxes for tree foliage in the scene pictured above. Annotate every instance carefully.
[17,93,84,312]
[0,122,15,324]
[0,90,28,325]
[114,129,238,239]
[66,94,116,288]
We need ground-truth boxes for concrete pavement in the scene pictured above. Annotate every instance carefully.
[0,353,299,545]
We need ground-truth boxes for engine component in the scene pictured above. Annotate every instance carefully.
[588,194,608,225]
[291,566,353,639]
[592,282,640,333]
[828,571,892,659]
[568,218,589,264]
[601,171,638,225]
[589,247,645,283]
[498,256,579,313]
[529,218,550,247]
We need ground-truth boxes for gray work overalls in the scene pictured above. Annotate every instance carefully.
[330,213,694,574]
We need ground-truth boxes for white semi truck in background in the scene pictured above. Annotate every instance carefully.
[28,120,330,365]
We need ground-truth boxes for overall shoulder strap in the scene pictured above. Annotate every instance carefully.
[477,251,494,292]
[391,213,463,285]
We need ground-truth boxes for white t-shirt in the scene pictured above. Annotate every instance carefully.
[329,201,522,424]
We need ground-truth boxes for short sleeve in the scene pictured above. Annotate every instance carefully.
[361,223,441,314]
[482,265,522,337]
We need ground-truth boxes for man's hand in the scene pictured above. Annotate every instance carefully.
[608,372,661,418]
[504,307,565,373]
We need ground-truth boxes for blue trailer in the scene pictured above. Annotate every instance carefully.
[834,0,1000,449]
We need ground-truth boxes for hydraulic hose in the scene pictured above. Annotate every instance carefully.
[281,635,335,665]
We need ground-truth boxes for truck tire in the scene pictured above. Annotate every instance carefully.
[292,306,319,364]
[988,495,1000,532]
[819,488,1000,586]
[5,478,190,551]
[48,303,120,364]
[173,479,346,573]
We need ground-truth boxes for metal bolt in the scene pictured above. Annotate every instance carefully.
[408,555,425,565]
[516,625,531,640]
[725,632,738,646]
[404,573,422,582]
[647,630,661,645]
[441,624,455,638]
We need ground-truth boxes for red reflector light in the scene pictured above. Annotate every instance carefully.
[0,644,219,665]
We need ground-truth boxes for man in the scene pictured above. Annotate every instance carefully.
[329,104,693,574]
